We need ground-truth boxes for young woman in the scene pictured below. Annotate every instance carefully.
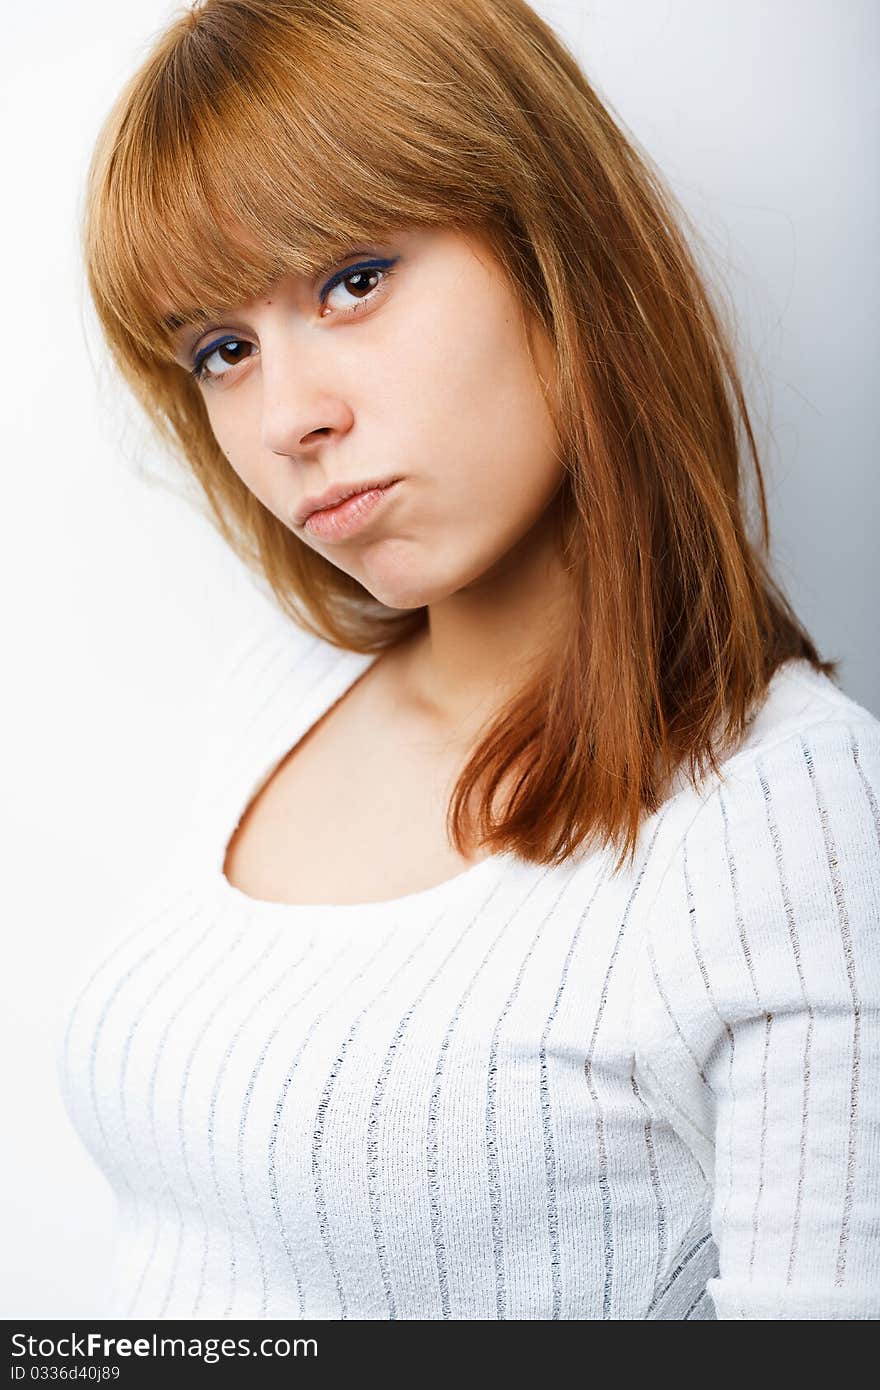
[58,0,879,1320]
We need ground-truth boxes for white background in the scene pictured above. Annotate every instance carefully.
[2,0,877,1317]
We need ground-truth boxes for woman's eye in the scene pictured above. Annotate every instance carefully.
[188,257,397,385]
[320,259,396,317]
[190,338,255,383]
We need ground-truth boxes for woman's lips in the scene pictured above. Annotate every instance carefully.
[302,480,401,541]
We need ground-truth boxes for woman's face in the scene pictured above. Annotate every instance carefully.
[169,225,565,610]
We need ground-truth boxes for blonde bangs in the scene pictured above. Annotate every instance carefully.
[84,0,516,368]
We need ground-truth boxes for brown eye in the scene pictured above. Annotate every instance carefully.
[191,338,255,383]
[319,259,398,317]
[341,269,380,298]
[214,340,251,366]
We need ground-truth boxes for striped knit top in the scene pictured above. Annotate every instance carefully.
[56,594,880,1320]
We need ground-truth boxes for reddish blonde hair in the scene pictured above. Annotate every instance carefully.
[82,0,838,873]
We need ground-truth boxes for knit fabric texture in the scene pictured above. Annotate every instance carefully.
[56,597,880,1319]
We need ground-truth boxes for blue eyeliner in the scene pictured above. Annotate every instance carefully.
[191,336,230,378]
[318,255,399,300]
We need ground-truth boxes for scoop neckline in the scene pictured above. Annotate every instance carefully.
[207,640,511,915]
[214,843,510,915]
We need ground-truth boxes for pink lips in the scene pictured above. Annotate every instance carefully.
[302,481,401,541]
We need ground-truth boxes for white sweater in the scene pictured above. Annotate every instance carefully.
[56,596,880,1320]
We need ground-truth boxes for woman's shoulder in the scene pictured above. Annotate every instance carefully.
[173,576,373,871]
[198,575,382,752]
[704,658,880,846]
[651,657,879,838]
[732,656,880,762]
[627,658,880,936]
[215,579,347,699]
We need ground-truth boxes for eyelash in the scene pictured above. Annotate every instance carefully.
[188,257,397,385]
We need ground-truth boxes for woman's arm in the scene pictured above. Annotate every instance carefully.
[633,717,880,1319]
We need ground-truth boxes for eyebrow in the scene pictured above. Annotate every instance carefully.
[158,308,217,338]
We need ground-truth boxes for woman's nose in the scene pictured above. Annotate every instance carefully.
[258,336,355,458]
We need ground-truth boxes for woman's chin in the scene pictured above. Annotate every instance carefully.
[360,579,447,611]
[365,573,480,611]
[354,545,465,611]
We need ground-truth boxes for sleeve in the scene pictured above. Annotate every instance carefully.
[632,718,880,1319]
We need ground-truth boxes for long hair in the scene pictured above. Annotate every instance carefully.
[82,0,838,874]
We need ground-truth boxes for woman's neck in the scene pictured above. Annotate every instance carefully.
[395,493,571,737]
